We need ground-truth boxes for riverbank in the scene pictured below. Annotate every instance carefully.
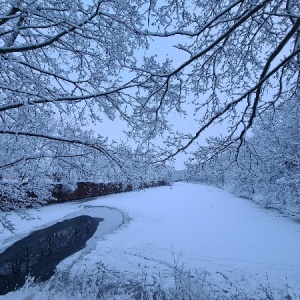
[0,180,168,214]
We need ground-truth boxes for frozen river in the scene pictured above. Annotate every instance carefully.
[1,183,300,299]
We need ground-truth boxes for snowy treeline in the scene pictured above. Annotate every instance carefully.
[0,117,171,211]
[0,0,179,213]
[186,97,300,216]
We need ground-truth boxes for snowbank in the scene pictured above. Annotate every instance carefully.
[1,182,299,299]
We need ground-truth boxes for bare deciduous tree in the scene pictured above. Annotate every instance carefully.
[132,0,300,162]
[0,0,166,212]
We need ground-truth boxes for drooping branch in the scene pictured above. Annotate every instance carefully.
[0,1,102,54]
[0,152,91,170]
[247,18,300,130]
[0,4,20,26]
[158,46,300,161]
[0,77,140,113]
[0,129,123,169]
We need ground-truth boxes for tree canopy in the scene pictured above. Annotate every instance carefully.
[0,0,299,209]
[136,0,300,161]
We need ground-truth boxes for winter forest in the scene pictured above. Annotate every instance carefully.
[0,0,300,299]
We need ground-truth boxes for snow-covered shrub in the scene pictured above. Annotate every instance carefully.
[7,258,298,300]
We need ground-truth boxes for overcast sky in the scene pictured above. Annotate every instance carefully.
[89,33,228,170]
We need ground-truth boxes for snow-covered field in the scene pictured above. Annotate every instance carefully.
[1,182,300,299]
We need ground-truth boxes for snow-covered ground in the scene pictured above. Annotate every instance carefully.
[1,182,300,299]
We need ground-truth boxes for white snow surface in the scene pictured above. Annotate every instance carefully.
[1,182,300,298]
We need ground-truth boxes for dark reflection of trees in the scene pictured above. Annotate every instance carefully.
[0,215,102,295]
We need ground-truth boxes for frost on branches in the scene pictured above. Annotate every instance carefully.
[0,1,300,211]
[0,0,167,213]
[186,96,300,216]
[132,0,300,161]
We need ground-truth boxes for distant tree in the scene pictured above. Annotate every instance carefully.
[186,95,300,214]
[245,96,300,210]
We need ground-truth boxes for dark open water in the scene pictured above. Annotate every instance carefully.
[0,215,103,295]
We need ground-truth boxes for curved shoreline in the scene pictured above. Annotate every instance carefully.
[66,205,126,254]
[1,205,126,251]
[0,206,126,295]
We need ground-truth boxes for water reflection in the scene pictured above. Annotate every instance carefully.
[0,215,103,295]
